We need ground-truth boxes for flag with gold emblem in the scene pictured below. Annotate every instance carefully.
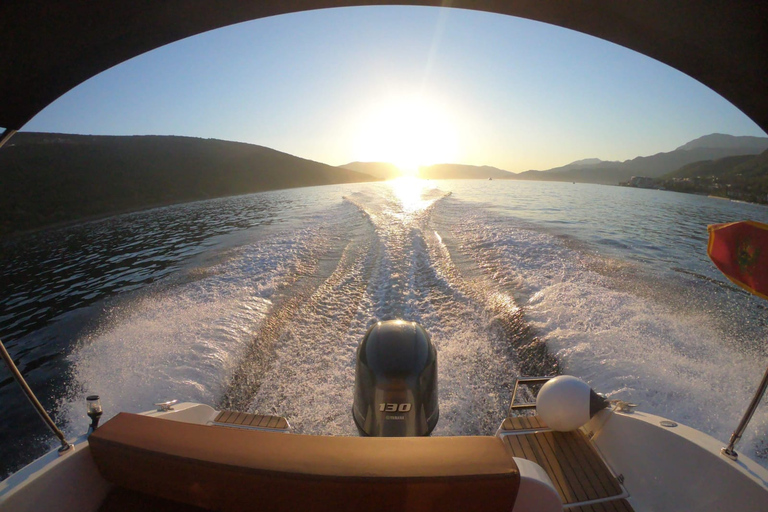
[708,220,768,300]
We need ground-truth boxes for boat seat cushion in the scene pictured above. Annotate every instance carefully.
[89,413,521,512]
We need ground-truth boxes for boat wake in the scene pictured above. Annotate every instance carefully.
[244,181,527,436]
[59,180,767,466]
[431,197,768,462]
[61,182,533,438]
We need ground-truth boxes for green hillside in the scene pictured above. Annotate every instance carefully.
[660,155,756,179]
[0,133,376,236]
[653,150,768,203]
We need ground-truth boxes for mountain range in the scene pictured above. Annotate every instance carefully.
[338,162,515,180]
[420,164,514,180]
[408,134,768,184]
[3,131,767,237]
[644,148,768,204]
[339,162,402,180]
[513,134,768,184]
[0,133,376,236]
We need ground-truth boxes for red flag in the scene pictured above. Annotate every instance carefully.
[708,221,768,300]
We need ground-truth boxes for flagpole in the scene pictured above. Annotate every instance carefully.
[721,364,768,460]
[708,221,768,460]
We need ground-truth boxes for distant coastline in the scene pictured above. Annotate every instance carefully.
[0,133,378,238]
[3,132,767,237]
[619,149,768,207]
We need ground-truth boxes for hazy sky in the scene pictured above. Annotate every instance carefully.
[22,6,767,173]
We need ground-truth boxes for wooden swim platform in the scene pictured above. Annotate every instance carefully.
[214,410,290,431]
[564,499,635,511]
[501,414,548,431]
[501,415,635,511]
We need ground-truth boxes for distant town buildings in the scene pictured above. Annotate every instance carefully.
[625,176,655,188]
[619,173,768,206]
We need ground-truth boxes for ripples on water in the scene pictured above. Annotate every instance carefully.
[2,179,768,478]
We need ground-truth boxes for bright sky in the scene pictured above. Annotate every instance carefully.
[22,6,767,173]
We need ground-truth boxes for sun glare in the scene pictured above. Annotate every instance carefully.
[389,176,433,213]
[353,95,459,176]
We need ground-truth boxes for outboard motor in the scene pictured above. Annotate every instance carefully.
[353,320,439,436]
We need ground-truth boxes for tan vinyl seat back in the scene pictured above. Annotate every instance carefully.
[89,413,520,512]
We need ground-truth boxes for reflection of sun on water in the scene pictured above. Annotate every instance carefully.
[390,176,434,214]
[353,95,459,177]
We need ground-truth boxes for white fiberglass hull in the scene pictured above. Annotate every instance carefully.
[1,403,767,512]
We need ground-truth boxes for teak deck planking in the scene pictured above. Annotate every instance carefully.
[502,415,633,511]
[501,414,548,431]
[214,410,289,430]
[565,499,635,511]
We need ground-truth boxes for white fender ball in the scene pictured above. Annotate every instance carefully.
[536,375,595,432]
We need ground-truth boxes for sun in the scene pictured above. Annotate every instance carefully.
[353,95,459,176]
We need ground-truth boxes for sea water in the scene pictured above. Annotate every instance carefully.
[1,179,767,478]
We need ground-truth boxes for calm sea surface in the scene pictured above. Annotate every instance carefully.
[2,179,768,477]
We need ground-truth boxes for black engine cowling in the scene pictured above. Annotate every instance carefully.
[352,320,439,436]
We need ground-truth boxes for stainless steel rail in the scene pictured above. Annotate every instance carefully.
[722,364,768,460]
[508,376,556,412]
[0,128,74,454]
[0,128,16,149]
[0,338,73,454]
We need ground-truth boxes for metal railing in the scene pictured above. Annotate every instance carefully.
[508,376,556,413]
[0,337,73,454]
[722,365,768,460]
[0,127,75,454]
[0,128,16,149]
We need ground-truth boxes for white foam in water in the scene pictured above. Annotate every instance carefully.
[250,181,519,436]
[60,182,768,467]
[528,278,768,455]
[63,289,270,427]
[61,223,333,435]
[445,203,768,464]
